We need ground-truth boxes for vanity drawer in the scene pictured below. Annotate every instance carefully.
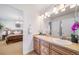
[50,44,75,55]
[40,39,50,48]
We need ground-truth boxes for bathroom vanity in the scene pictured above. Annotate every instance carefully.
[33,35,79,55]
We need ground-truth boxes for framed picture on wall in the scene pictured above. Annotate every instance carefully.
[15,23,21,28]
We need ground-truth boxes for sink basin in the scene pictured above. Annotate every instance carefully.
[52,38,72,46]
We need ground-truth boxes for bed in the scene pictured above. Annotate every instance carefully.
[6,34,23,44]
[3,29,23,44]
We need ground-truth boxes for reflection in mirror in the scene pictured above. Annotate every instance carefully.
[42,4,79,41]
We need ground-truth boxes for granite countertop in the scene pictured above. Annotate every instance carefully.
[34,35,79,52]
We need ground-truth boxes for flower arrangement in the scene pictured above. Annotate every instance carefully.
[71,21,79,43]
[71,22,79,32]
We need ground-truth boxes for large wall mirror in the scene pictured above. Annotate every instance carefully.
[51,17,74,37]
[40,4,79,42]
[49,5,79,41]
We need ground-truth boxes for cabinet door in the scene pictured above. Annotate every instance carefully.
[33,37,40,54]
[40,40,50,55]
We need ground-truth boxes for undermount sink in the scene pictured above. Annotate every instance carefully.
[52,38,72,46]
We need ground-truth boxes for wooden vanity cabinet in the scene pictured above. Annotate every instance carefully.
[33,37,40,54]
[40,40,50,55]
[33,36,79,55]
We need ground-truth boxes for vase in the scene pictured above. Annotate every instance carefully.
[71,34,78,43]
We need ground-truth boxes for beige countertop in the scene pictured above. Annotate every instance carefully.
[65,43,79,52]
[34,35,79,52]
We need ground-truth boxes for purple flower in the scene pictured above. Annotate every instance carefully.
[71,22,79,32]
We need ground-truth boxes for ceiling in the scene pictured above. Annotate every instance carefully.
[10,4,51,14]
[0,4,51,21]
[11,4,79,19]
[0,5,23,21]
[36,4,79,20]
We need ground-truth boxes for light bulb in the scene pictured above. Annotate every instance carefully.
[41,15,44,18]
[52,7,59,14]
[45,12,48,16]
[47,14,50,17]
[45,12,51,17]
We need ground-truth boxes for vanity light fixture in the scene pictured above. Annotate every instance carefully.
[70,5,76,8]
[52,7,59,14]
